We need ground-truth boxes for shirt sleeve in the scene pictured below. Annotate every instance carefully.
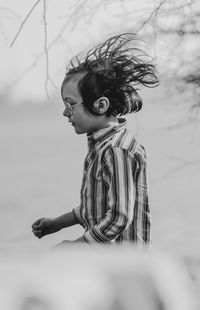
[131,150,151,244]
[83,147,137,243]
[72,206,85,227]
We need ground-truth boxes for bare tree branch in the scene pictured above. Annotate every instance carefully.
[7,0,92,90]
[136,0,168,33]
[0,6,21,43]
[43,0,49,98]
[5,0,200,107]
[9,0,42,47]
[5,51,45,90]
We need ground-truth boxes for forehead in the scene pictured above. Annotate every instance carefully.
[61,72,87,100]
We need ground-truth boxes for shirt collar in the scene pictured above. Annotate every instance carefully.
[87,118,127,149]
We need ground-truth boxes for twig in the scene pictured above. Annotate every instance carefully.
[7,0,90,89]
[43,0,49,98]
[9,0,42,47]
[6,51,44,90]
[152,12,158,57]
[136,0,168,33]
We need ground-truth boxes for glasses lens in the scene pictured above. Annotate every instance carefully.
[64,101,72,116]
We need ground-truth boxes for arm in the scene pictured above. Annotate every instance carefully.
[54,211,79,229]
[54,213,86,243]
[32,211,79,239]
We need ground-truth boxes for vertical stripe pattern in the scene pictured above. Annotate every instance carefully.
[72,118,151,244]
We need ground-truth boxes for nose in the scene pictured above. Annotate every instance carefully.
[63,109,71,118]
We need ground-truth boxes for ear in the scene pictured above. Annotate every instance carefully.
[93,97,110,115]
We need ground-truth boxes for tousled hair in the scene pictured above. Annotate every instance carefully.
[62,33,159,117]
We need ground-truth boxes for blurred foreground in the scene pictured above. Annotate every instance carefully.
[0,246,196,310]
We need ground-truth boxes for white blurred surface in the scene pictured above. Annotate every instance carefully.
[0,246,196,310]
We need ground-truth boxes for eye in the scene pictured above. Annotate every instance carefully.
[64,101,71,108]
[64,99,76,107]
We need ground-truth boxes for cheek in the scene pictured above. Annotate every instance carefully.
[75,110,90,124]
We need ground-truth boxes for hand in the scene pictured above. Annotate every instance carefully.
[32,217,60,239]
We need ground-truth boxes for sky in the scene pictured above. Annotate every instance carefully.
[0,0,154,103]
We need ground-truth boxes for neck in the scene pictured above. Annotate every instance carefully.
[88,116,119,135]
[103,116,119,128]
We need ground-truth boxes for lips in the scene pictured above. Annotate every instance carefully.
[69,121,75,127]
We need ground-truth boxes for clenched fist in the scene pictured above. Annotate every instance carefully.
[32,217,60,239]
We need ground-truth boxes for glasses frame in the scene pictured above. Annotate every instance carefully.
[63,100,83,117]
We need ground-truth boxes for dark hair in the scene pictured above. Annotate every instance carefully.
[62,33,159,117]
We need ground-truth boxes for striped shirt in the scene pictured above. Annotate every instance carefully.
[72,118,151,244]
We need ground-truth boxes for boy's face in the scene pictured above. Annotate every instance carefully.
[61,73,103,135]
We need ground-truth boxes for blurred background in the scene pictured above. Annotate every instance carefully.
[0,0,200,266]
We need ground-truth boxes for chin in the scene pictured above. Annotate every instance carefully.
[74,127,86,135]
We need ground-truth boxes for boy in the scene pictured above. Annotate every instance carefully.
[32,33,159,245]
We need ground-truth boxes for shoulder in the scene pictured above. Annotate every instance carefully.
[111,128,138,152]
[112,128,146,158]
[109,128,146,161]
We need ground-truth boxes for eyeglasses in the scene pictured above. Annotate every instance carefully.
[63,101,82,117]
